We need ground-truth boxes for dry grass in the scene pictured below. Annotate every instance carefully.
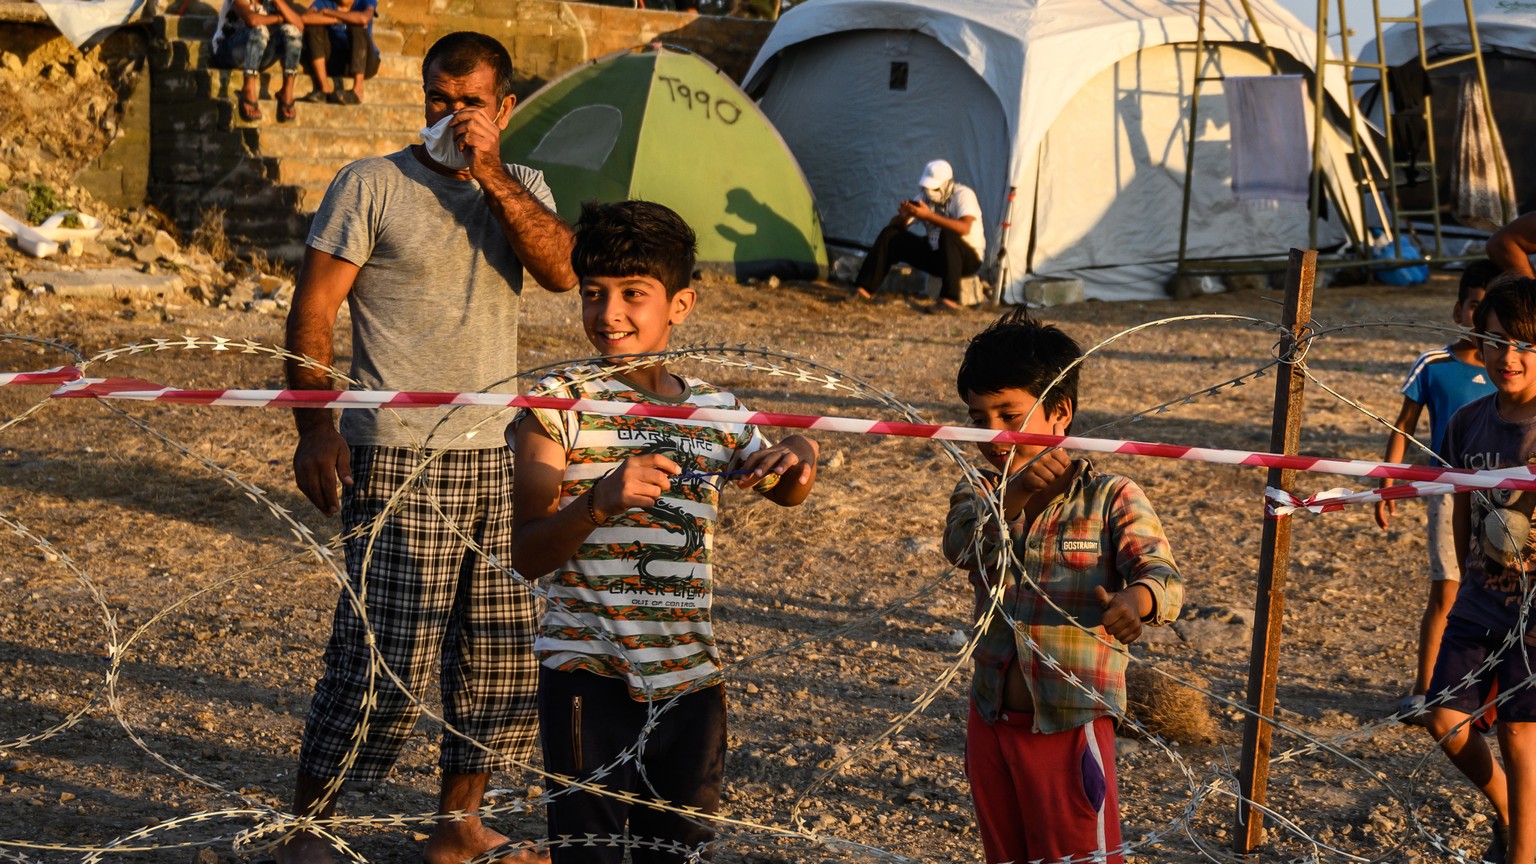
[191,204,232,262]
[1126,664,1218,745]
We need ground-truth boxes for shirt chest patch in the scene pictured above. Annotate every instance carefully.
[1061,539,1100,552]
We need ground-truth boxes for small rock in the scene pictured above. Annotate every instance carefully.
[258,273,286,297]
[743,682,759,695]
[825,449,846,469]
[195,850,220,864]
[1114,737,1142,758]
[224,279,259,309]
[63,239,84,258]
[58,792,76,804]
[1,52,22,75]
[1173,618,1252,651]
[252,298,278,314]
[0,161,11,185]
[1,292,18,315]
[765,275,781,289]
[946,629,970,650]
[132,243,158,264]
[153,230,179,259]
[526,784,544,799]
[831,252,865,283]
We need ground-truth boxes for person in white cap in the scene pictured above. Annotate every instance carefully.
[853,158,986,311]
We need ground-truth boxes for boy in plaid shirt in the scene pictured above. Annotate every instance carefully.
[942,310,1183,864]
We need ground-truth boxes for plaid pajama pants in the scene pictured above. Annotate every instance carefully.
[298,445,539,781]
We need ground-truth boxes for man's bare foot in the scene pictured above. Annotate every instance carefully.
[274,830,336,864]
[423,817,548,864]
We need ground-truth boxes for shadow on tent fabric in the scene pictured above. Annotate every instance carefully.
[716,187,818,282]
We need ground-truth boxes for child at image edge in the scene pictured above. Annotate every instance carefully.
[1425,276,1536,864]
[1374,260,1497,724]
[509,200,818,863]
[942,310,1184,864]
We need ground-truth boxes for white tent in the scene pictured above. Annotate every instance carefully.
[1359,0,1536,216]
[744,0,1371,301]
[1363,0,1536,65]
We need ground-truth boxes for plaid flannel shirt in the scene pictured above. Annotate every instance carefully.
[944,459,1183,734]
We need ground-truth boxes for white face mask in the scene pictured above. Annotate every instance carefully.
[420,113,469,171]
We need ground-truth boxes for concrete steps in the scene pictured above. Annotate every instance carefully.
[147,13,425,256]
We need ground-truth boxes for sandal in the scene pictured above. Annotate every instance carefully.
[237,91,261,123]
[277,95,296,123]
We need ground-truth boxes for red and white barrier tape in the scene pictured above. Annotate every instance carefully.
[1267,466,1536,517]
[1267,483,1458,516]
[0,366,85,387]
[8,368,1536,500]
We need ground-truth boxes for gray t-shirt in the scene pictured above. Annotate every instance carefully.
[1443,394,1536,633]
[307,148,557,449]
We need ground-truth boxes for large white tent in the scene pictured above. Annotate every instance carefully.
[1359,0,1536,216]
[744,0,1371,301]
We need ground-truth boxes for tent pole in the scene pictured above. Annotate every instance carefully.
[1175,0,1210,271]
[1306,0,1329,249]
[993,185,1017,305]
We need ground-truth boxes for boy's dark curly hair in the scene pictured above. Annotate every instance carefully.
[1459,259,1502,303]
[571,200,697,295]
[956,307,1081,424]
[1475,276,1536,346]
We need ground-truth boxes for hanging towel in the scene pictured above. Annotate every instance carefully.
[1452,74,1518,232]
[1227,75,1311,204]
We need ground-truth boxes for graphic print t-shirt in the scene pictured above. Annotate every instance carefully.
[513,364,767,701]
[1443,394,1536,633]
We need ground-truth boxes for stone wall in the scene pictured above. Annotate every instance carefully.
[0,13,154,210]
[384,1,772,93]
[75,30,153,210]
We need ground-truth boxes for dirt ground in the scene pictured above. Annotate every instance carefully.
[0,268,1511,863]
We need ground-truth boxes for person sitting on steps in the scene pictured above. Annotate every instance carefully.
[299,0,380,105]
[209,0,305,124]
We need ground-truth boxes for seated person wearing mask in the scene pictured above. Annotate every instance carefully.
[852,159,986,312]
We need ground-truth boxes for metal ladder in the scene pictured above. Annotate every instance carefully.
[1321,0,1502,259]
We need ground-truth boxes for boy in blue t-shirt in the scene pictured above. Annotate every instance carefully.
[1375,260,1499,723]
[299,0,379,104]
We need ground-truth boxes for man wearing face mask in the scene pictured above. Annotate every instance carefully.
[280,30,574,864]
[852,158,986,313]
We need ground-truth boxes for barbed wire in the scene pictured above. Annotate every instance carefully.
[0,314,1526,864]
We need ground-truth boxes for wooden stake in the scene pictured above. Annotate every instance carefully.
[1234,247,1316,854]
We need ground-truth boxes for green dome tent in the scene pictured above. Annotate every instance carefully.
[500,46,827,281]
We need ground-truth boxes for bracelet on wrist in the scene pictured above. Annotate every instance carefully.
[585,488,604,526]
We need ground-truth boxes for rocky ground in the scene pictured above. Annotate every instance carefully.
[0,23,1507,864]
[1,37,295,319]
[0,264,1510,864]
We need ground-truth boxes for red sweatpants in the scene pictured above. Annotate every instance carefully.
[966,703,1123,864]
